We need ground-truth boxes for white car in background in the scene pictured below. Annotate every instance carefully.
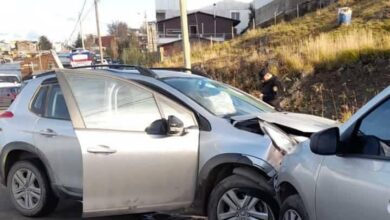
[0,73,22,107]
[70,49,94,68]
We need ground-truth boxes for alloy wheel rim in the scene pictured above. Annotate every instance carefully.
[11,168,42,210]
[217,188,274,220]
[282,209,302,220]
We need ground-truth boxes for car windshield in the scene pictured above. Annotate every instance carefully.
[163,77,275,117]
[0,75,20,83]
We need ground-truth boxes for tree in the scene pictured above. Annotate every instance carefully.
[38,35,53,50]
[121,32,141,64]
[73,35,83,48]
[107,21,129,56]
[107,21,129,41]
[84,34,96,50]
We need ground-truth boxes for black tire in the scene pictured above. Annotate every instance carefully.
[208,175,278,220]
[7,160,59,217]
[279,195,309,220]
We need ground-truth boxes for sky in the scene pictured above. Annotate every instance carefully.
[0,0,252,43]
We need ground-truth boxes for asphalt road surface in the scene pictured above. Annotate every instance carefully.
[0,185,203,220]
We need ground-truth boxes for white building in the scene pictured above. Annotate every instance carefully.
[53,42,66,52]
[0,41,12,53]
[155,0,251,34]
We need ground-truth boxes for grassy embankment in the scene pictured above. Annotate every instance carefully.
[159,0,390,121]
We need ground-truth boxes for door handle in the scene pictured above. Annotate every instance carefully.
[87,145,117,154]
[39,129,57,137]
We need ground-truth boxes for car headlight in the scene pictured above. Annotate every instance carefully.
[260,121,297,154]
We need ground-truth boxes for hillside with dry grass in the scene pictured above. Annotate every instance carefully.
[159,0,390,121]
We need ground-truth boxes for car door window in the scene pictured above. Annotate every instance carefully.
[158,96,196,128]
[45,84,70,120]
[65,74,162,131]
[354,98,390,157]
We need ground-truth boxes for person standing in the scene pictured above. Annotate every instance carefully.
[258,68,283,109]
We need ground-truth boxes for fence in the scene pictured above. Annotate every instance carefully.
[255,0,336,27]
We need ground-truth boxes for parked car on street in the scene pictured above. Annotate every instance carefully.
[0,73,22,107]
[0,86,21,107]
[276,86,390,220]
[57,52,71,68]
[0,66,336,219]
[69,50,94,67]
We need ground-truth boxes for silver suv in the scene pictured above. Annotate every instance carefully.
[276,86,390,220]
[0,67,335,219]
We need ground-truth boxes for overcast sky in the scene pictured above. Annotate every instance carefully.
[0,0,252,43]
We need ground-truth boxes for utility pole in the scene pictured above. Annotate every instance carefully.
[79,14,85,49]
[94,0,104,64]
[179,0,191,70]
[213,3,217,38]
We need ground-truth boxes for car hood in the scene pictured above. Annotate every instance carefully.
[232,112,339,134]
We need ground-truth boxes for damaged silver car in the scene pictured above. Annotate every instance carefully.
[0,66,336,219]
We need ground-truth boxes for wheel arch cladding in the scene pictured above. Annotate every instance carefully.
[278,182,299,204]
[193,153,276,215]
[0,142,56,187]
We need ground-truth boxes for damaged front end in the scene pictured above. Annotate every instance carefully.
[231,112,338,155]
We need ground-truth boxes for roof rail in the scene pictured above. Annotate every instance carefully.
[23,71,56,80]
[70,64,158,78]
[150,67,209,78]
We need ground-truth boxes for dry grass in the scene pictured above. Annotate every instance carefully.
[278,29,390,75]
[158,0,390,120]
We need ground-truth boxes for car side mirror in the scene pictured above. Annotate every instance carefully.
[167,115,185,136]
[310,127,340,155]
[145,119,168,135]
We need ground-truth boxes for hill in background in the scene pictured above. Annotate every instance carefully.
[160,0,390,121]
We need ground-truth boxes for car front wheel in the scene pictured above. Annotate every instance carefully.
[7,160,58,217]
[208,175,278,220]
[279,195,309,220]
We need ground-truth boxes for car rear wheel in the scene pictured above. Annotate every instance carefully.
[279,195,309,220]
[208,175,278,220]
[7,160,58,217]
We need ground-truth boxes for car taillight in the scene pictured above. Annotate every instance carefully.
[0,111,14,118]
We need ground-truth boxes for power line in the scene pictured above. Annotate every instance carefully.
[66,0,90,46]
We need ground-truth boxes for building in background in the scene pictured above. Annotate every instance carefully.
[157,11,239,56]
[0,41,12,54]
[155,0,251,34]
[53,42,66,52]
[157,11,240,42]
[155,0,181,21]
[16,41,37,56]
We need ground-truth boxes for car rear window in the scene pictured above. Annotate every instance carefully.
[31,86,48,115]
[46,85,70,120]
[0,75,20,83]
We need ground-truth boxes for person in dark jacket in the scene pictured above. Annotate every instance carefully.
[258,68,283,109]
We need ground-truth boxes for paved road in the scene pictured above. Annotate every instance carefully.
[0,185,203,220]
[0,185,136,219]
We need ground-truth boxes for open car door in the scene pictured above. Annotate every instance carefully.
[56,69,200,217]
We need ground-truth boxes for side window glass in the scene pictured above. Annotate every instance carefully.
[158,97,196,128]
[31,86,48,115]
[46,85,70,120]
[65,74,161,131]
[357,99,390,157]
